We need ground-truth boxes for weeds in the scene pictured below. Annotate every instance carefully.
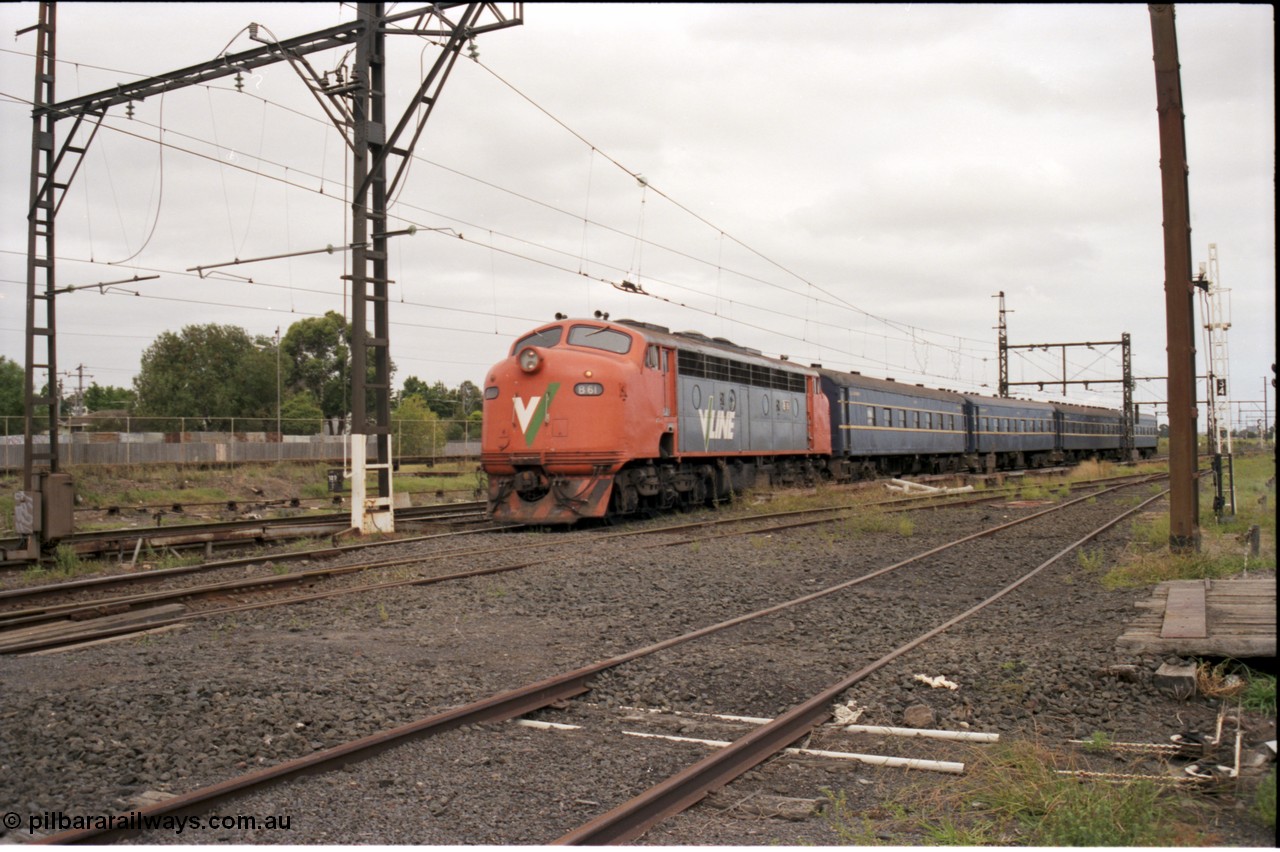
[821,741,1208,846]
[1081,731,1114,753]
[1254,769,1276,829]
[1075,548,1107,573]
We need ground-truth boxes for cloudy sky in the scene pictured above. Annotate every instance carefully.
[1,3,1273,427]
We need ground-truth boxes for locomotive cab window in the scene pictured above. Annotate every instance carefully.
[513,326,563,353]
[568,325,632,354]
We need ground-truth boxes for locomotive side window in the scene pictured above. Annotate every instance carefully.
[568,325,632,354]
[676,349,805,393]
[513,326,563,353]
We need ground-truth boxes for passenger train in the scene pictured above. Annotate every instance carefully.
[480,317,1158,524]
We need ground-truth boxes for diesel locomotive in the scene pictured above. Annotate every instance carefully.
[480,317,1157,524]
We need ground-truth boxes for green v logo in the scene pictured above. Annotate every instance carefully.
[513,383,560,446]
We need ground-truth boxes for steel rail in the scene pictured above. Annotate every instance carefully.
[0,470,1158,623]
[0,511,502,606]
[0,475,1168,652]
[34,479,1163,842]
[553,487,1171,844]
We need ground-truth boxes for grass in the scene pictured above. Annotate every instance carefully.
[1104,450,1275,589]
[1192,659,1278,709]
[823,741,1211,846]
[1255,769,1276,829]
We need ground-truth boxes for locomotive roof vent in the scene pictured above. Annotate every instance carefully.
[811,363,822,368]
[616,319,669,333]
[676,331,713,343]
[849,370,861,375]
[712,336,763,355]
[886,377,896,382]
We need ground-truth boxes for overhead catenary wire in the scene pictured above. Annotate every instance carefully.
[0,30,1140,403]
[9,31,997,367]
[7,74,990,377]
[4,98,997,385]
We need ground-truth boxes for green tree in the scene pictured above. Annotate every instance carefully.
[279,391,324,435]
[0,356,23,418]
[282,311,349,421]
[133,324,275,428]
[281,311,394,427]
[401,375,462,419]
[391,394,444,457]
[457,380,481,419]
[82,382,135,412]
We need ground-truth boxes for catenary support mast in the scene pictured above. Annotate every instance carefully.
[13,2,522,556]
[1149,4,1200,551]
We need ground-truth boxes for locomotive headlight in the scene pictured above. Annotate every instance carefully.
[518,347,541,373]
[574,382,604,396]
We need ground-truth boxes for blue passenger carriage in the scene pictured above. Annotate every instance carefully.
[1055,403,1125,461]
[818,370,968,477]
[965,395,1057,470]
[1134,411,1159,458]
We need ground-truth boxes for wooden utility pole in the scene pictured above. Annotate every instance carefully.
[1149,4,1200,551]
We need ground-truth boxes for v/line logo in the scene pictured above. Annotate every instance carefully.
[513,383,560,446]
[698,404,735,448]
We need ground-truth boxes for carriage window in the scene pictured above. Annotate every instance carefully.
[513,326,563,353]
[883,407,891,428]
[568,325,632,354]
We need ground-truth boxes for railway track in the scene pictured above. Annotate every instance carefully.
[0,501,489,568]
[0,468,1172,652]
[0,471,1165,655]
[2,460,1165,567]
[32,475,1171,843]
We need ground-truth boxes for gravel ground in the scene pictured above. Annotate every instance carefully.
[1,486,1274,845]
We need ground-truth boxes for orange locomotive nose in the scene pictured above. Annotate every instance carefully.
[482,328,646,523]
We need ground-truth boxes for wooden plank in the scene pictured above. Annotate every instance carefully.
[1120,578,1274,658]
[0,604,187,652]
[1161,582,1207,638]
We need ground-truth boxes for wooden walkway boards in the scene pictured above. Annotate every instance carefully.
[1117,578,1276,658]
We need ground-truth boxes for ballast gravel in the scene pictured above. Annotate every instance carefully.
[1,487,1274,846]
